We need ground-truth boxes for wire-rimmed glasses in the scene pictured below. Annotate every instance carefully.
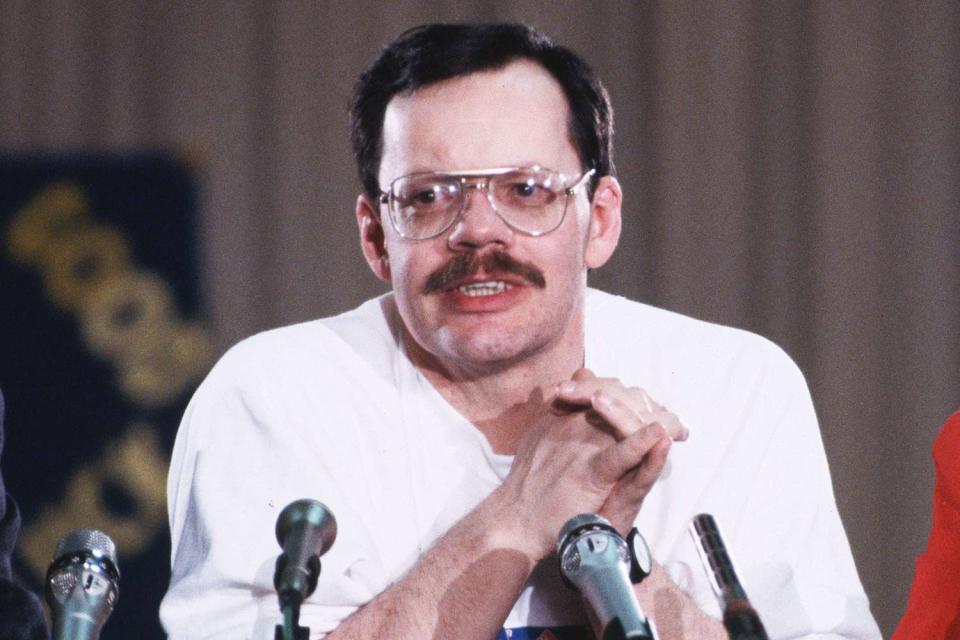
[378,166,596,240]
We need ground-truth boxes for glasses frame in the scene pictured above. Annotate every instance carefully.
[377,166,596,240]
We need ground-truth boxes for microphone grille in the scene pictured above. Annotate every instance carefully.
[556,513,615,555]
[49,566,79,598]
[689,514,746,601]
[55,528,118,565]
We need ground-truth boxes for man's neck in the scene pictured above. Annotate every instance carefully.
[403,317,585,455]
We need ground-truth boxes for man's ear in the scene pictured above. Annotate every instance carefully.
[584,175,622,269]
[356,194,391,283]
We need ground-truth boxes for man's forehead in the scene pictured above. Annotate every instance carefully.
[379,60,578,179]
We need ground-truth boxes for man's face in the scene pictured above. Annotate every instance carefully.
[357,59,620,375]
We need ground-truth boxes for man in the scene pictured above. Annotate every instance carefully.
[161,23,880,639]
[0,389,50,640]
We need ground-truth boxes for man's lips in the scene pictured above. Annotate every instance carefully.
[454,280,514,297]
[443,275,521,296]
[423,250,546,295]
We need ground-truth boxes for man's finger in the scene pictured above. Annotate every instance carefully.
[589,391,639,440]
[553,371,602,410]
[597,435,671,533]
[556,375,613,405]
[652,408,688,442]
[609,436,671,502]
[555,380,689,442]
[589,422,668,485]
[590,390,687,442]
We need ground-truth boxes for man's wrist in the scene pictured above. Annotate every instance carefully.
[634,562,727,640]
[479,485,552,564]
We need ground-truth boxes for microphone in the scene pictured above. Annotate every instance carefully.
[557,514,658,640]
[45,529,120,640]
[273,499,337,611]
[689,514,769,640]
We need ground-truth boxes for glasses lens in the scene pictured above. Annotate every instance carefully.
[490,169,565,234]
[391,175,461,238]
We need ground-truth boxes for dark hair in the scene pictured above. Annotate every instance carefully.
[350,22,614,198]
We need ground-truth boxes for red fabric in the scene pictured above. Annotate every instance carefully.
[893,412,960,639]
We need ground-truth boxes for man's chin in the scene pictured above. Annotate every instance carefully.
[433,331,545,374]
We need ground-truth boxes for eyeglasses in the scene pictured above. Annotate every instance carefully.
[378,166,596,240]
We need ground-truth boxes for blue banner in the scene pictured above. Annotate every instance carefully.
[0,153,211,639]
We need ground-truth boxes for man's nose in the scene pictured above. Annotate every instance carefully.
[445,184,513,250]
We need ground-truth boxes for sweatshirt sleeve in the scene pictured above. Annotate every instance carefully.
[159,333,394,639]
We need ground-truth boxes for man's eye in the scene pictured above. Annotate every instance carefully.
[503,180,555,206]
[402,183,458,209]
[513,183,538,197]
[412,189,438,205]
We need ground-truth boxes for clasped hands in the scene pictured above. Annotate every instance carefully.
[497,368,687,560]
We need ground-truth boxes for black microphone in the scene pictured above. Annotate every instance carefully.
[273,499,337,612]
[557,514,658,640]
[45,529,120,640]
[689,514,769,640]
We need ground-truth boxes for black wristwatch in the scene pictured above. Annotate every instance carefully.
[627,526,652,584]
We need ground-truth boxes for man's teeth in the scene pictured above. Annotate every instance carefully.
[457,281,513,297]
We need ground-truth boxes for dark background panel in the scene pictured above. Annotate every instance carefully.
[0,153,208,640]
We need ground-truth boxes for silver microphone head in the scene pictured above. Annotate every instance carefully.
[46,528,120,640]
[557,513,628,590]
[557,514,657,640]
[274,499,338,609]
[275,499,337,558]
[53,529,118,566]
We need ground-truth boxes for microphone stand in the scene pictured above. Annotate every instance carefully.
[689,514,769,640]
[272,499,338,640]
[275,599,309,640]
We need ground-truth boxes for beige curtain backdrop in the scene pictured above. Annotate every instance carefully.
[2,1,958,636]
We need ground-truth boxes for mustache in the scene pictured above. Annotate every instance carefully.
[423,251,547,294]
